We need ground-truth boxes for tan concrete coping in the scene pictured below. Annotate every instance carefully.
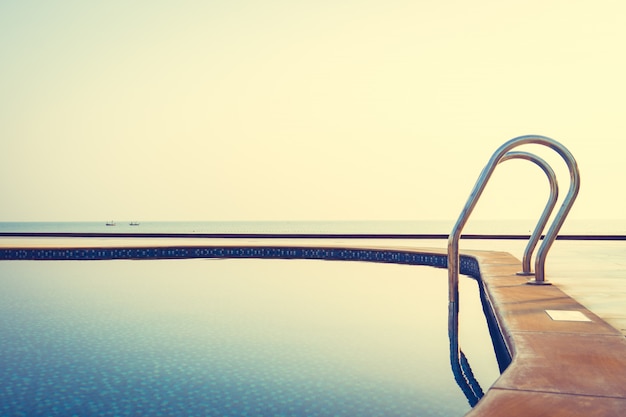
[466,249,626,417]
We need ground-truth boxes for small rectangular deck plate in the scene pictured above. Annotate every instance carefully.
[545,310,592,322]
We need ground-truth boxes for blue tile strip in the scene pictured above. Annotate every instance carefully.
[0,246,481,279]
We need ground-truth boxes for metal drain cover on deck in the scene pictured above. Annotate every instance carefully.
[545,310,592,322]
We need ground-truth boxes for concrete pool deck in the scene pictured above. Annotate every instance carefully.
[1,236,625,416]
[465,248,626,417]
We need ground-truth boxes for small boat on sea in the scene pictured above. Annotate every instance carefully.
[106,221,116,226]
[129,221,140,226]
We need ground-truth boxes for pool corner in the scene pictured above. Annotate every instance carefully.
[465,249,626,417]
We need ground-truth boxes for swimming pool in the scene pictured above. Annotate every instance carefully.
[0,246,506,416]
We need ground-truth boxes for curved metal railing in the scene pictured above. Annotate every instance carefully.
[446,135,580,406]
[448,135,580,306]
[500,151,559,276]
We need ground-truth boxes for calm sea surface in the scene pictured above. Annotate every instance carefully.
[1,219,626,234]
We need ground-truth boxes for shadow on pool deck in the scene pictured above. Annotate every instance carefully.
[465,249,626,417]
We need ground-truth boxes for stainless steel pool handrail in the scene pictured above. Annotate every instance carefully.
[447,149,559,406]
[448,135,581,306]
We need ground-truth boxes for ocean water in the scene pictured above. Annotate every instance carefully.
[1,218,625,235]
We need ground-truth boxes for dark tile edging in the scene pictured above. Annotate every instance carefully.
[0,245,481,278]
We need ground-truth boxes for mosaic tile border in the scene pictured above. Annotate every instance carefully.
[0,246,481,279]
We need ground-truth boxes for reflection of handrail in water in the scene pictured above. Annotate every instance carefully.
[449,303,484,406]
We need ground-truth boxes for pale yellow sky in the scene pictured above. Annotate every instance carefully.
[1,1,625,222]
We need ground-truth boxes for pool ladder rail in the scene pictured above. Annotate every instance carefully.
[448,134,581,304]
[446,135,580,406]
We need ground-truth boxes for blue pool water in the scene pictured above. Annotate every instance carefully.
[0,258,500,416]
